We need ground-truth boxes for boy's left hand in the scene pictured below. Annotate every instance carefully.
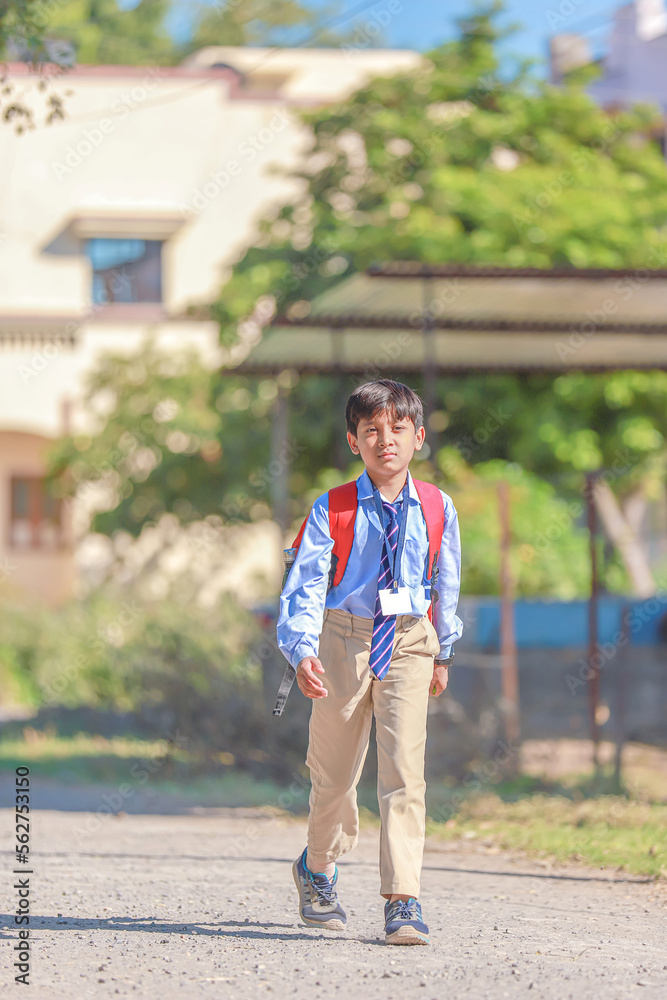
[430,664,449,696]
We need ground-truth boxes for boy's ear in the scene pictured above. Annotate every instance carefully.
[347,431,360,454]
[414,425,425,450]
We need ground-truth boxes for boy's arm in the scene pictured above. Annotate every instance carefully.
[276,494,333,670]
[433,493,464,660]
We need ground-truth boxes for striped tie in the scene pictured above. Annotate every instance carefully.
[368,499,402,681]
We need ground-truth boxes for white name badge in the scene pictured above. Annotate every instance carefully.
[379,587,412,615]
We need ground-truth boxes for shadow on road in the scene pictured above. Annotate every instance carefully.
[27,851,656,885]
[420,863,654,885]
[0,914,379,943]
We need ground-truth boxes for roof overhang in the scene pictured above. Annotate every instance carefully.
[67,212,186,241]
[43,210,186,254]
[229,265,667,374]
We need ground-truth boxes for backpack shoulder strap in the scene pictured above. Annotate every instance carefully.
[328,480,358,588]
[291,511,310,549]
[289,480,358,588]
[412,479,446,578]
[413,479,445,621]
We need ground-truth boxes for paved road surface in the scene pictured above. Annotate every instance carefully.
[1,805,665,999]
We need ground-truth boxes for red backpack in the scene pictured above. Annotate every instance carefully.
[283,478,445,623]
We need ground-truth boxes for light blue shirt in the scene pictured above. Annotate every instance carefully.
[276,467,464,669]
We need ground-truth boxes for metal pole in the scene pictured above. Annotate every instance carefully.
[613,601,630,791]
[585,471,601,774]
[497,479,520,755]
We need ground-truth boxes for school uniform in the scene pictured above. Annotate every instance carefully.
[276,467,463,897]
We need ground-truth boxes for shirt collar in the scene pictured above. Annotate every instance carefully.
[356,467,419,504]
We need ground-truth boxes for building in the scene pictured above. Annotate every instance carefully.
[0,46,421,605]
[551,0,667,138]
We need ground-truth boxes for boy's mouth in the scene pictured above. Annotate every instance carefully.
[379,452,396,460]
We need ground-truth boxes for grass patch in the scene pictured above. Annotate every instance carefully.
[1,732,664,878]
[426,792,666,878]
[0,731,311,811]
[0,731,191,784]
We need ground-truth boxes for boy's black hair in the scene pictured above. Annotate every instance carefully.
[346,379,424,437]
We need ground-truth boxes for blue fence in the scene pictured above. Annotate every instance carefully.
[459,596,667,648]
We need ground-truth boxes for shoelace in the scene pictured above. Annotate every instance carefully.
[391,899,420,921]
[308,872,337,904]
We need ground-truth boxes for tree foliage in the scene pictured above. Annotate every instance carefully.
[215,5,667,336]
[1,0,357,128]
[48,341,636,598]
[1,0,51,59]
[206,3,667,586]
[0,584,270,767]
[182,0,351,53]
[3,0,356,68]
[1,0,71,131]
[39,0,177,66]
[49,4,667,596]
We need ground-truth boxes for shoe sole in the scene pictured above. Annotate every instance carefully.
[385,926,430,946]
[292,860,346,931]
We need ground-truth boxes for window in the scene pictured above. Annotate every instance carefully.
[86,238,162,305]
[10,478,65,550]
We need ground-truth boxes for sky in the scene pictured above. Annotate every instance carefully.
[158,1,632,71]
[140,0,636,72]
[304,0,625,67]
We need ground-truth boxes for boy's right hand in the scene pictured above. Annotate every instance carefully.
[296,656,328,699]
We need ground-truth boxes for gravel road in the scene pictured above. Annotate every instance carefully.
[1,800,665,999]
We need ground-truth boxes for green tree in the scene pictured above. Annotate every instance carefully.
[41,0,356,66]
[427,369,667,594]
[183,0,352,53]
[444,455,594,600]
[208,1,667,593]
[50,3,667,596]
[44,0,177,66]
[1,0,71,131]
[1,1,177,131]
[2,0,353,68]
[1,0,359,129]
[215,4,667,328]
[49,340,228,536]
[48,341,628,599]
[1,1,46,57]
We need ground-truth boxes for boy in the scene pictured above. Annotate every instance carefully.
[276,379,463,945]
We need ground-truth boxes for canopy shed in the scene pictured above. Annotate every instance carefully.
[221,262,667,532]
[227,262,667,375]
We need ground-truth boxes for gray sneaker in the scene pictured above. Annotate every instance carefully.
[384,897,430,945]
[292,847,347,930]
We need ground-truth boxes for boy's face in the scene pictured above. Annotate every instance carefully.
[347,407,425,479]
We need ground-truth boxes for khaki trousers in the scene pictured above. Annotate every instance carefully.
[305,607,441,897]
